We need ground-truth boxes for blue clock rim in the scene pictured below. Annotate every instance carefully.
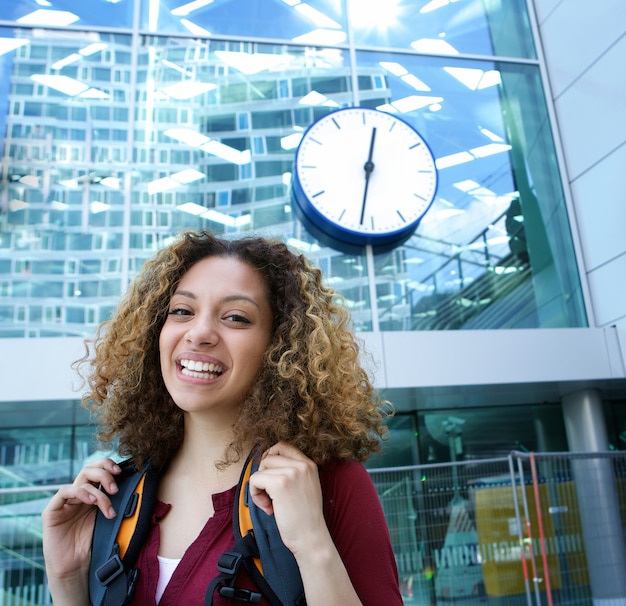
[291,174,429,249]
[291,106,438,250]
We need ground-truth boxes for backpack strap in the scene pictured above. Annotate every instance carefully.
[89,460,159,606]
[204,530,264,605]
[205,451,306,606]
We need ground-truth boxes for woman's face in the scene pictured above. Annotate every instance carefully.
[159,255,273,422]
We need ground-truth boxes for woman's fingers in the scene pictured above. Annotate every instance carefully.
[46,458,123,520]
[248,443,325,554]
[74,458,122,493]
[45,480,115,520]
[261,442,309,463]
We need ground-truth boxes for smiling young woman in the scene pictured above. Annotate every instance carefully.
[41,231,403,606]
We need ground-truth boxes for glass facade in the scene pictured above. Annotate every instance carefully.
[0,0,586,338]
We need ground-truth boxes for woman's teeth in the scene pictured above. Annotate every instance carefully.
[180,359,224,379]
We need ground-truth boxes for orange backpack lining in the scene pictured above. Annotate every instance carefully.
[237,457,263,574]
[117,473,146,560]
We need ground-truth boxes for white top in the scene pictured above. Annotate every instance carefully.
[156,555,182,603]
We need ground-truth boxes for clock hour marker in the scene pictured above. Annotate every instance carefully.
[309,137,322,145]
[370,216,375,229]
[397,210,406,222]
[409,142,422,149]
[302,165,316,169]
[414,193,427,202]
[331,117,340,129]
[312,190,325,198]
[338,208,346,221]
[388,122,396,133]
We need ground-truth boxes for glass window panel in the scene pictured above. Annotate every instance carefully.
[347,0,535,59]
[23,101,42,116]
[79,260,101,274]
[9,0,134,28]
[12,282,30,297]
[206,164,238,181]
[416,403,568,462]
[351,50,586,330]
[253,203,291,229]
[101,279,122,297]
[251,110,293,129]
[205,114,237,132]
[17,63,45,77]
[237,113,249,130]
[255,160,292,179]
[231,188,252,205]
[609,401,626,451]
[265,136,286,155]
[239,163,252,180]
[66,306,85,323]
[14,83,33,95]
[32,281,63,297]
[31,260,65,274]
[29,305,42,322]
[70,107,87,121]
[140,0,347,41]
[68,234,94,250]
[93,67,111,81]
[77,281,100,297]
[366,413,419,469]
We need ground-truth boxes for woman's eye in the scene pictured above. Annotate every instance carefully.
[168,307,191,316]
[226,313,250,324]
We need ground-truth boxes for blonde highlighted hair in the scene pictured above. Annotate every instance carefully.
[77,230,390,468]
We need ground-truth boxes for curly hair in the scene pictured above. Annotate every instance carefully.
[77,230,391,469]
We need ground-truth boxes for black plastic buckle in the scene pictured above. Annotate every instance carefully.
[123,492,139,518]
[124,568,140,604]
[218,586,262,603]
[217,551,243,576]
[95,553,125,586]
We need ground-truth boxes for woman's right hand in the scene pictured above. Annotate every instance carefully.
[41,458,122,604]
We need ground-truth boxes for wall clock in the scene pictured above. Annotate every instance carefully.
[291,106,438,253]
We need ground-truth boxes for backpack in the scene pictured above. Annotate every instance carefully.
[88,451,306,606]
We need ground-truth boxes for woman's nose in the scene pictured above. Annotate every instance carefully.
[185,316,219,346]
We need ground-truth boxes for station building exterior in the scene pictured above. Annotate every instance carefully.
[0,0,625,602]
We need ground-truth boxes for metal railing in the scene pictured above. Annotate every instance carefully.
[2,451,626,605]
[376,207,532,332]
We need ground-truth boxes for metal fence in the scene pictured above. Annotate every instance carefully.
[368,451,626,606]
[1,451,626,605]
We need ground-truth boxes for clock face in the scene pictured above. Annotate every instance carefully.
[291,107,438,251]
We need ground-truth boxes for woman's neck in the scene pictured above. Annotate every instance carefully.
[167,413,252,480]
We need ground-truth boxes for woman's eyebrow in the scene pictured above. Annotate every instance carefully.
[172,290,260,308]
[172,289,196,300]
[222,294,261,308]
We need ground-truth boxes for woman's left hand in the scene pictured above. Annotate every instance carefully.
[248,442,325,559]
[248,443,363,606]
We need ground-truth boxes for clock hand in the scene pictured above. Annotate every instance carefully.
[360,127,377,225]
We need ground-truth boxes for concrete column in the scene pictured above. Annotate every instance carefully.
[562,389,626,606]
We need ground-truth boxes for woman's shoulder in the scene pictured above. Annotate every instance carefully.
[319,457,368,478]
[318,458,378,503]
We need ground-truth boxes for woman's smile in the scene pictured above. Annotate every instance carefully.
[178,357,226,380]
